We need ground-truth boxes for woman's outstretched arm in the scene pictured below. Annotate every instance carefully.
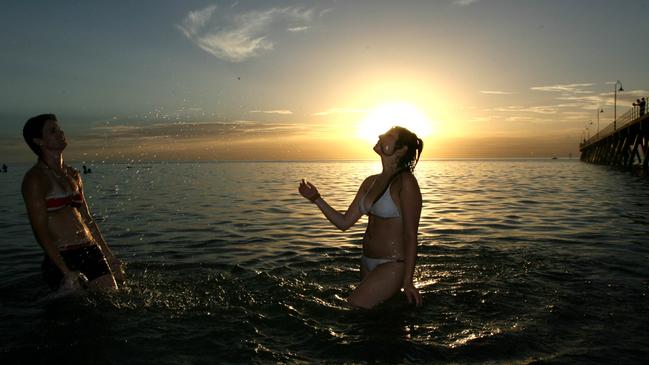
[299,178,369,231]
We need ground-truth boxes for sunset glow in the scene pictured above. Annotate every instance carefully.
[1,2,648,162]
[356,102,434,143]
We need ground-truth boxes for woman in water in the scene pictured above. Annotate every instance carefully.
[299,126,424,309]
[22,114,124,291]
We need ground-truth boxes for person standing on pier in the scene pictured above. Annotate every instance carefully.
[640,97,646,117]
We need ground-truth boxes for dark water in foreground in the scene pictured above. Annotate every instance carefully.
[1,160,648,364]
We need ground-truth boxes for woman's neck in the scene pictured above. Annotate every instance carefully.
[380,158,399,176]
[40,153,64,170]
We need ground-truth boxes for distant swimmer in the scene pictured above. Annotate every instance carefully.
[21,114,125,292]
[299,126,424,309]
[2,163,6,173]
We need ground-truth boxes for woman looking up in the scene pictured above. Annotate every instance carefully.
[22,114,124,292]
[299,126,424,309]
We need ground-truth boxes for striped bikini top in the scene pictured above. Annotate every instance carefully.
[45,190,84,211]
[41,164,84,211]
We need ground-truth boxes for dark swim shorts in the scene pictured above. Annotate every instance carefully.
[41,243,111,290]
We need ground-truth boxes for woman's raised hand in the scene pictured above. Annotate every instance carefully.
[109,256,126,285]
[61,271,89,290]
[299,179,321,202]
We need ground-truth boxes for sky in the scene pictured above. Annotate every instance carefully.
[2,0,649,162]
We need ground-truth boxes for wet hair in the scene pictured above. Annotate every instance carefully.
[391,126,424,172]
[23,114,57,157]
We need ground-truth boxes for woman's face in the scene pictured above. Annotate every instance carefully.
[373,129,400,156]
[38,119,67,152]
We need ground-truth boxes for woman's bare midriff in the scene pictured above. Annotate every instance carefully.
[362,216,404,259]
[47,207,95,248]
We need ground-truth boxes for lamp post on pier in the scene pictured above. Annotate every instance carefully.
[596,107,604,135]
[614,80,624,130]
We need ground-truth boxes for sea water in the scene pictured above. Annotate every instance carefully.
[1,160,648,364]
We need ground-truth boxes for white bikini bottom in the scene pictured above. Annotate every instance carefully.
[361,255,404,272]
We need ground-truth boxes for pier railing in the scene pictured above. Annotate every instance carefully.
[581,96,648,148]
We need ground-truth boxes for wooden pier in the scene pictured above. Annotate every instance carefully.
[580,101,649,173]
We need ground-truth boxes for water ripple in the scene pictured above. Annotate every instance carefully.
[1,161,648,363]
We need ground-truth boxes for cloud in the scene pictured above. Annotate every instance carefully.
[312,107,366,116]
[452,0,480,6]
[504,116,534,122]
[555,94,605,107]
[178,5,317,62]
[249,110,293,115]
[480,90,515,95]
[287,26,309,32]
[493,105,558,114]
[319,8,334,17]
[90,120,305,140]
[553,90,649,108]
[528,83,607,109]
[530,83,594,93]
[178,5,217,37]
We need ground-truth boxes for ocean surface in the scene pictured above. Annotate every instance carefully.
[1,160,648,364]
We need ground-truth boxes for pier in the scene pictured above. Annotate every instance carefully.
[580,99,649,173]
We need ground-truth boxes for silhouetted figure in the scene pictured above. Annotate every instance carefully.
[2,164,6,173]
[82,165,92,174]
[299,126,425,309]
[640,97,646,117]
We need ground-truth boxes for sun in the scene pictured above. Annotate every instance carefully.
[357,102,434,142]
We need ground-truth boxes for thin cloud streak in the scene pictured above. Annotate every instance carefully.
[452,0,480,6]
[312,107,366,116]
[480,90,515,95]
[249,110,293,115]
[493,105,558,114]
[287,26,309,32]
[530,83,594,93]
[178,5,316,62]
[89,120,306,140]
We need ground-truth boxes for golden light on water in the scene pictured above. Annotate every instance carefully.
[356,102,434,142]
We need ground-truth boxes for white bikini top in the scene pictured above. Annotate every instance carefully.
[359,179,401,218]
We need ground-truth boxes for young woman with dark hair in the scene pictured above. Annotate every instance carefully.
[299,126,424,309]
[22,114,124,292]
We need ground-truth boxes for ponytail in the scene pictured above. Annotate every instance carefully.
[413,138,423,170]
[392,126,423,172]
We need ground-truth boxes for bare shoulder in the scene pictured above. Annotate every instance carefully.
[22,165,47,184]
[364,174,378,183]
[22,165,48,195]
[397,172,421,201]
[399,171,420,189]
[361,174,378,190]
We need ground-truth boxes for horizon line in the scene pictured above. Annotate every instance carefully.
[4,156,579,165]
